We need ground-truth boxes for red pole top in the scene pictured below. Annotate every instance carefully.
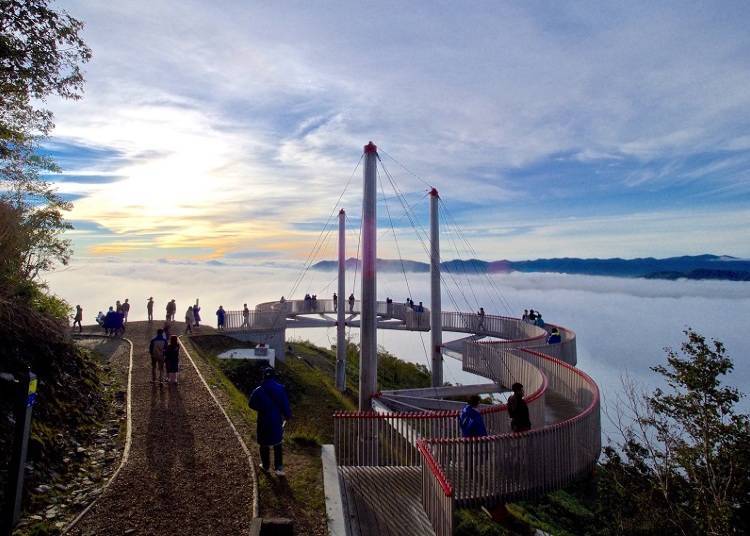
[364,141,378,154]
[429,187,439,197]
[339,208,345,215]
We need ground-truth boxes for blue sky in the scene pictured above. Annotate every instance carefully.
[46,0,750,261]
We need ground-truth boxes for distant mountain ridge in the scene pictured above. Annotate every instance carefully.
[311,255,750,281]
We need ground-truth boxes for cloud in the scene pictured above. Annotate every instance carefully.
[45,0,750,260]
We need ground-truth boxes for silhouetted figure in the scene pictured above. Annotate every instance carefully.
[242,303,250,328]
[216,305,226,330]
[333,292,338,311]
[185,306,194,334]
[73,305,83,332]
[149,328,168,383]
[507,382,531,432]
[249,367,292,476]
[147,297,154,322]
[193,299,201,327]
[164,335,180,385]
[477,307,486,331]
[459,395,487,437]
[122,298,130,323]
[348,293,355,313]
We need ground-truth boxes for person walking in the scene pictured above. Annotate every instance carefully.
[164,335,180,385]
[507,383,531,432]
[121,298,131,324]
[242,303,250,328]
[149,328,168,383]
[73,305,83,332]
[477,307,486,331]
[185,306,194,334]
[193,299,201,327]
[216,305,226,331]
[147,297,154,322]
[458,395,487,437]
[248,367,291,476]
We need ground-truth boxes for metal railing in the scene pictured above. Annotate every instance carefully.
[331,313,599,535]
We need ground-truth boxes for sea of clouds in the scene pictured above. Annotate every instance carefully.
[46,259,750,429]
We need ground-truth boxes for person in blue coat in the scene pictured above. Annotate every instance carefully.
[458,395,487,437]
[547,327,562,344]
[248,367,292,475]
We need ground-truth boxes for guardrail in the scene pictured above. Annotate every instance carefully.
[331,313,599,535]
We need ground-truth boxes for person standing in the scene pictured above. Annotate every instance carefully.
[332,292,337,312]
[248,367,291,476]
[116,300,122,313]
[507,383,532,432]
[122,298,130,324]
[147,297,154,322]
[167,299,177,321]
[149,328,168,383]
[193,299,201,327]
[242,303,250,328]
[216,305,226,330]
[348,293,355,313]
[458,395,487,437]
[477,307,486,331]
[164,335,180,385]
[185,306,194,334]
[73,305,83,332]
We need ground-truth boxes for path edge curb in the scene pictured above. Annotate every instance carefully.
[63,335,134,534]
[178,337,260,519]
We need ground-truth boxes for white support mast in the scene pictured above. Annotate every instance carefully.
[359,141,378,410]
[429,188,443,387]
[336,209,347,391]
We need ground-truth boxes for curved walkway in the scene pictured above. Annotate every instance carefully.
[241,299,600,535]
[67,321,256,536]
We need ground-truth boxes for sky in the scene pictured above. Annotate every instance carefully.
[44,0,750,263]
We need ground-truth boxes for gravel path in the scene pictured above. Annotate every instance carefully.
[69,322,255,536]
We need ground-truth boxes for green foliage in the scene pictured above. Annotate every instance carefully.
[0,0,91,154]
[598,328,750,535]
[0,0,90,286]
[454,509,509,535]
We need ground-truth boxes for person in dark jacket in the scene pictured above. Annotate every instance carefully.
[248,368,292,476]
[458,395,487,437]
[507,382,531,432]
[149,329,168,383]
[547,327,562,344]
[216,305,226,330]
[164,335,180,385]
[103,307,117,336]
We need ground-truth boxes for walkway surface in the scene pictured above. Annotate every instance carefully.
[69,321,255,536]
[339,467,435,536]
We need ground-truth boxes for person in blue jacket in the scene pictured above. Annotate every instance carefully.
[248,367,292,476]
[547,327,562,344]
[458,395,487,437]
[216,305,226,330]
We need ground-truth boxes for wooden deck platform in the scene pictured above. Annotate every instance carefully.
[339,466,436,536]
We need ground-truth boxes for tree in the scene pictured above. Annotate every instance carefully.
[599,329,750,535]
[0,0,90,285]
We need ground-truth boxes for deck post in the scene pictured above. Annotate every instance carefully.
[336,209,347,391]
[359,141,378,411]
[430,188,443,387]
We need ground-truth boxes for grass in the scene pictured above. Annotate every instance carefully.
[183,334,437,535]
